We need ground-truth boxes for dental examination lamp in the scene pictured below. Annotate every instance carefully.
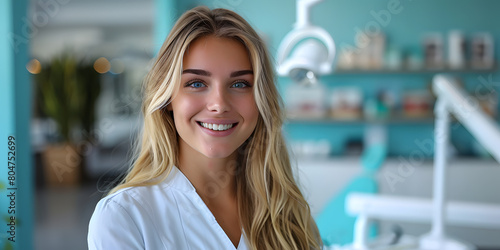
[276,0,336,84]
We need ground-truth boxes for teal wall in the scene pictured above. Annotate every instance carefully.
[160,0,500,157]
[179,1,500,59]
[0,0,33,249]
[155,0,179,53]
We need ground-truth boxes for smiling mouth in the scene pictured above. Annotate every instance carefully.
[197,122,238,131]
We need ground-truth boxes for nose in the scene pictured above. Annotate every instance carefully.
[206,86,230,113]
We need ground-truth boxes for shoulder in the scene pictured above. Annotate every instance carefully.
[92,178,177,220]
[88,167,195,249]
[88,167,192,232]
[87,187,149,249]
[101,167,193,210]
[88,186,158,229]
[88,183,175,249]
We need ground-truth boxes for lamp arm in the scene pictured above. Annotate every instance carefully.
[433,74,500,162]
[296,0,323,28]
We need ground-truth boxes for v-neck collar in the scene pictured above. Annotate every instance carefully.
[169,166,248,250]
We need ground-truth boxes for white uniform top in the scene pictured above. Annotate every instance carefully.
[88,166,248,250]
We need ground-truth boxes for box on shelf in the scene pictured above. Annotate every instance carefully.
[285,81,328,119]
[402,90,434,118]
[330,87,363,120]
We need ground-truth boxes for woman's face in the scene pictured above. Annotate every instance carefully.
[169,35,259,160]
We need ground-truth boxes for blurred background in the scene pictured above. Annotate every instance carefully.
[1,0,500,249]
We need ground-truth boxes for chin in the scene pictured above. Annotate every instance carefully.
[199,143,240,159]
[201,150,235,159]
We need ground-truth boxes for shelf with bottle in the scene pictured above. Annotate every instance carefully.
[284,74,499,125]
[335,30,497,76]
[333,64,498,75]
[285,114,435,124]
[285,83,439,124]
[286,106,499,125]
[285,101,499,125]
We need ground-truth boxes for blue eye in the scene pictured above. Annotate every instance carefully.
[231,81,250,88]
[187,81,206,88]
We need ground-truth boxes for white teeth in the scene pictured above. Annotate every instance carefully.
[200,122,234,131]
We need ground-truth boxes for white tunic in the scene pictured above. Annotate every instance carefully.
[88,166,248,250]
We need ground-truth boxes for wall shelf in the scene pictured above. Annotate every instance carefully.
[286,116,435,125]
[333,66,497,75]
[286,116,499,125]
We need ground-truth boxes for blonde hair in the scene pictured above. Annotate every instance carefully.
[110,6,321,250]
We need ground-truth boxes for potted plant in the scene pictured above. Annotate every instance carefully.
[35,52,101,186]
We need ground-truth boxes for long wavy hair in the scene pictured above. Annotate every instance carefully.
[110,6,321,250]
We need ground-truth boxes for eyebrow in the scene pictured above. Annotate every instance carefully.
[182,69,253,77]
[230,70,253,77]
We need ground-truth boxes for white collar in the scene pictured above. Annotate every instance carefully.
[161,166,197,193]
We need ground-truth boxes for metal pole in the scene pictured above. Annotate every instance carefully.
[430,98,450,239]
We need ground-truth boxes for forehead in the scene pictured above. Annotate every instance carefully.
[182,36,252,71]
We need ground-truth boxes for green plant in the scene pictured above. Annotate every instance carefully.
[35,52,101,143]
[78,63,101,134]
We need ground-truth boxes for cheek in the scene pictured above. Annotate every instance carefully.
[171,97,201,135]
[172,95,199,120]
[240,96,259,127]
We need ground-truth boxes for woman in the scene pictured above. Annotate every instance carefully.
[88,6,322,250]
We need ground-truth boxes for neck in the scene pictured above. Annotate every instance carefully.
[178,144,239,202]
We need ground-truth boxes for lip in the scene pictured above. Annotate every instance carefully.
[196,119,239,124]
[196,120,239,137]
